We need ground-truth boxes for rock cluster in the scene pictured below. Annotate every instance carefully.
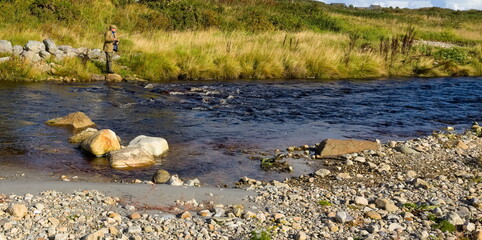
[0,39,119,63]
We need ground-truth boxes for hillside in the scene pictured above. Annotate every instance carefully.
[0,0,481,81]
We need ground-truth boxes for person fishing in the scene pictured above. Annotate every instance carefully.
[103,24,119,74]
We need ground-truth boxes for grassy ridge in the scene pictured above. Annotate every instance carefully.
[0,0,481,81]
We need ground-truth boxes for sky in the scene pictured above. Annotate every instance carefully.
[321,0,482,10]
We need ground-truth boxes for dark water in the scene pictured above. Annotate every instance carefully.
[0,77,481,185]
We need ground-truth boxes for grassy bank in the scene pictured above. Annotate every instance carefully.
[0,0,481,81]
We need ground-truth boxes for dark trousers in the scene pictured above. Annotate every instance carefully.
[105,52,113,73]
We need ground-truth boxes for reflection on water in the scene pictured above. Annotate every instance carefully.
[0,77,481,185]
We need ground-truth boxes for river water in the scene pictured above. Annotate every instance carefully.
[0,77,481,185]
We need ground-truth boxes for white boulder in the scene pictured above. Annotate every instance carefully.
[25,40,45,53]
[0,40,13,53]
[128,135,169,157]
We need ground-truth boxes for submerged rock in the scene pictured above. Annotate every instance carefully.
[109,146,155,169]
[46,112,96,129]
[316,139,379,157]
[128,135,169,157]
[81,129,121,157]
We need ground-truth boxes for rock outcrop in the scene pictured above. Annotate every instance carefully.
[46,112,96,129]
[128,135,169,157]
[316,139,379,157]
[109,146,155,169]
[81,129,121,157]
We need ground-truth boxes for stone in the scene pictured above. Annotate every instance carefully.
[129,212,141,220]
[109,146,155,169]
[54,234,68,240]
[152,169,171,184]
[316,139,379,157]
[12,45,23,56]
[335,211,353,223]
[473,230,482,240]
[106,74,123,82]
[445,212,464,225]
[58,45,73,53]
[413,178,431,189]
[365,211,382,220]
[169,174,184,186]
[375,198,399,212]
[43,39,58,53]
[46,112,96,129]
[91,74,105,81]
[407,170,417,178]
[185,179,201,187]
[198,210,212,217]
[355,196,369,205]
[69,128,98,145]
[388,223,404,232]
[180,211,192,219]
[337,173,351,179]
[295,231,307,240]
[7,204,28,219]
[366,224,380,233]
[0,40,12,53]
[81,129,121,157]
[128,135,169,157]
[395,145,420,155]
[354,156,366,163]
[21,51,42,63]
[127,226,142,234]
[39,50,51,59]
[315,169,331,177]
[87,49,104,61]
[25,40,45,53]
[456,141,469,150]
[0,57,11,63]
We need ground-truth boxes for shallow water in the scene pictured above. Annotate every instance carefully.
[0,77,481,185]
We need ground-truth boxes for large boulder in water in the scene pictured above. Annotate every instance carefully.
[109,146,155,169]
[0,40,13,53]
[128,135,169,157]
[81,129,121,157]
[69,128,98,146]
[46,112,96,129]
[316,139,379,157]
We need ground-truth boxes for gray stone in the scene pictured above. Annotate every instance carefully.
[109,146,155,169]
[388,223,404,232]
[0,40,12,53]
[169,174,184,186]
[87,49,104,61]
[39,50,51,59]
[43,39,58,53]
[295,231,307,240]
[25,40,45,53]
[315,169,331,177]
[445,212,464,225]
[355,196,369,205]
[407,170,417,178]
[335,211,353,223]
[354,156,366,163]
[127,226,142,234]
[185,179,200,187]
[58,45,73,53]
[366,224,379,233]
[12,45,23,56]
[395,145,420,155]
[21,51,42,62]
[0,57,11,63]
[413,178,431,189]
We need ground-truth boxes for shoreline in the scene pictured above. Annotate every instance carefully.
[0,126,480,239]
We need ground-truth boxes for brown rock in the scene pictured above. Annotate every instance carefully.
[81,129,121,157]
[180,211,191,219]
[91,74,105,81]
[106,74,123,82]
[473,230,482,240]
[46,112,95,129]
[109,146,155,169]
[375,198,399,212]
[129,212,141,220]
[152,169,171,184]
[69,128,98,145]
[365,211,382,220]
[7,204,28,219]
[456,140,469,150]
[316,139,379,157]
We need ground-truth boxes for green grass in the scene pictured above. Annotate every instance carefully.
[0,0,480,81]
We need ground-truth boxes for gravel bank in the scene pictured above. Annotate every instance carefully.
[0,128,481,240]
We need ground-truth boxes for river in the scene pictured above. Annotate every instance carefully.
[0,77,480,185]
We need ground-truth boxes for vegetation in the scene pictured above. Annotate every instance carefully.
[0,0,481,81]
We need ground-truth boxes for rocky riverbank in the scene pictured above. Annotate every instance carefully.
[0,126,481,240]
